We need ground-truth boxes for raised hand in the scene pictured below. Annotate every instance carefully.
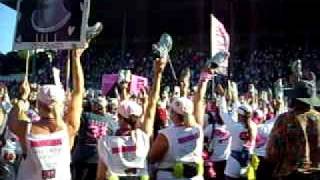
[138,87,149,106]
[19,77,30,100]
[72,43,88,59]
[154,57,168,74]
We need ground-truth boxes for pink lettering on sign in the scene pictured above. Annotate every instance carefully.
[30,139,62,147]
[178,133,199,144]
[112,145,136,154]
[130,75,148,95]
[42,169,56,179]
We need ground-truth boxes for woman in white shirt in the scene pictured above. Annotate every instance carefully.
[150,69,213,180]
[218,94,257,180]
[96,57,168,180]
[8,47,85,180]
[204,108,231,180]
[255,98,283,180]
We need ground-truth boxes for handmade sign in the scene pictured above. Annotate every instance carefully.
[13,0,90,50]
[101,74,148,96]
[130,75,148,96]
[209,14,230,75]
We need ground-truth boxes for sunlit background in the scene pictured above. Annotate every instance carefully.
[0,3,16,54]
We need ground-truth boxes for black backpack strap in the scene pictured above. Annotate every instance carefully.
[207,112,216,141]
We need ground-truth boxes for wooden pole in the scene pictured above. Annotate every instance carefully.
[25,50,30,80]
[210,14,216,99]
[66,50,71,93]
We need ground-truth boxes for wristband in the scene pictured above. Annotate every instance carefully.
[199,72,213,83]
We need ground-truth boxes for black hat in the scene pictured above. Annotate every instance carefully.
[289,81,320,107]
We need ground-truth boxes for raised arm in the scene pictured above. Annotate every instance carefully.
[216,84,239,127]
[180,68,191,97]
[193,69,212,127]
[65,48,86,148]
[118,82,130,101]
[142,58,167,136]
[8,78,31,151]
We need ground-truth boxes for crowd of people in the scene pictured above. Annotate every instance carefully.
[1,44,320,95]
[51,45,320,91]
[0,39,319,180]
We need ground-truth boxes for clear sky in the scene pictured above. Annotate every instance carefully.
[0,3,17,54]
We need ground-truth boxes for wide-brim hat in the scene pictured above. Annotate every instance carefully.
[297,96,320,107]
[288,81,320,107]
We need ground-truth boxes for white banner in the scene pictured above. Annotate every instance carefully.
[210,14,230,75]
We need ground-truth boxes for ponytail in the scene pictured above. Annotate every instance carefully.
[215,109,224,125]
[174,113,196,127]
[183,113,197,127]
[243,112,254,142]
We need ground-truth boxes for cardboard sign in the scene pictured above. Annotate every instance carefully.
[13,0,90,50]
[130,75,148,96]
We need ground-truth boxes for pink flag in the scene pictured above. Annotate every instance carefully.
[211,14,230,75]
[101,74,118,95]
[130,75,148,96]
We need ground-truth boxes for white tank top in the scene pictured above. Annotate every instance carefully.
[17,124,71,180]
[97,128,149,177]
[204,124,231,162]
[255,117,277,157]
[157,125,204,180]
[225,123,256,178]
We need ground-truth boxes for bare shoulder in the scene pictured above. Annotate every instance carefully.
[306,109,320,121]
[30,123,64,135]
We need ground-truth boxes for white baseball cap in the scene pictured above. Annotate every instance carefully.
[238,104,253,116]
[118,100,143,118]
[170,97,194,115]
[94,96,108,107]
[37,85,65,105]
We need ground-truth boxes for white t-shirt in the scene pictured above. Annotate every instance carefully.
[255,117,277,157]
[218,96,257,178]
[17,125,71,180]
[204,124,231,162]
[97,128,149,177]
[157,125,204,180]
